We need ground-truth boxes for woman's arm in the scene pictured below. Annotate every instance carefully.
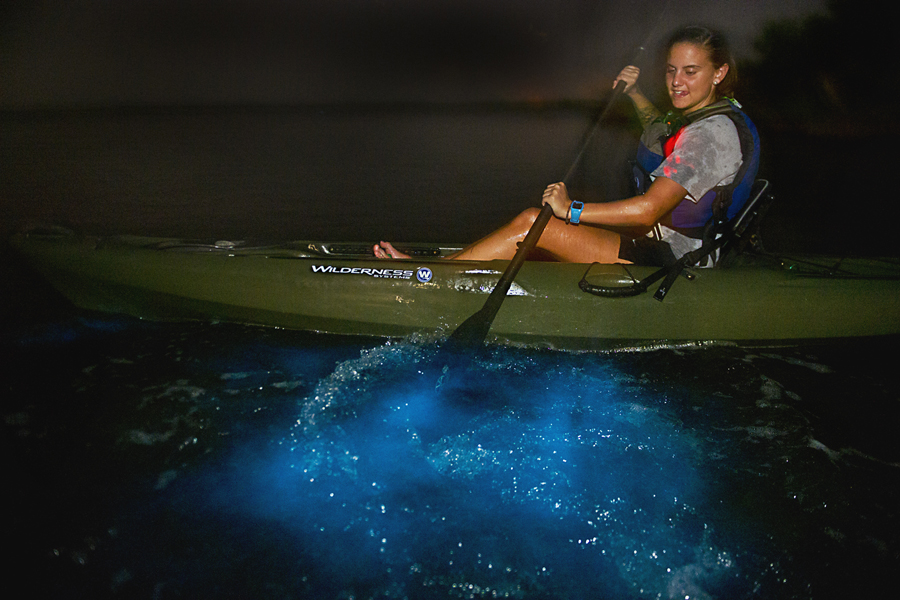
[613,66,662,129]
[542,178,687,229]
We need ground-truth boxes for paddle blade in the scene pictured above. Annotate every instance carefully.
[445,303,499,349]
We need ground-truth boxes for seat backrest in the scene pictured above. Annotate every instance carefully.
[715,179,774,267]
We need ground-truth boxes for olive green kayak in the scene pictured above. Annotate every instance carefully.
[10,229,900,349]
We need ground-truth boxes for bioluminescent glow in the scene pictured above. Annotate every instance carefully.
[178,342,733,598]
[9,322,895,599]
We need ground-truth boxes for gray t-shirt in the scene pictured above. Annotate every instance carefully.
[649,115,742,202]
[641,115,743,263]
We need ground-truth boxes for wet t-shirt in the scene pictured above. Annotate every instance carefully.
[639,115,743,263]
[647,115,742,202]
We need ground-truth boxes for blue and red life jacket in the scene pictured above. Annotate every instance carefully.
[633,98,761,236]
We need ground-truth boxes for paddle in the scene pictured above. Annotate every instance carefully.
[440,0,680,350]
[445,80,629,349]
[446,202,555,348]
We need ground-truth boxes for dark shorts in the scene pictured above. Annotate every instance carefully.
[617,235,677,267]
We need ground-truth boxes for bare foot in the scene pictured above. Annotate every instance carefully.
[373,241,410,259]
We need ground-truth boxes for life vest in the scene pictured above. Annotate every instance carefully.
[632,98,761,236]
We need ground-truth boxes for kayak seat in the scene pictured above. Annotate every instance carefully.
[710,178,775,268]
[579,179,775,301]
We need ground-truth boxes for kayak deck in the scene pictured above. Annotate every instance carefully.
[11,230,900,349]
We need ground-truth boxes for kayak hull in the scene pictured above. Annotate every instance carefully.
[11,231,900,349]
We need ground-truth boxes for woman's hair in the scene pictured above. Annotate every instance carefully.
[666,26,737,98]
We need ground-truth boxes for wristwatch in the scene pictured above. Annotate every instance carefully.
[568,201,584,225]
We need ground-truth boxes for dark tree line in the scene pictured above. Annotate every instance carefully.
[739,0,891,134]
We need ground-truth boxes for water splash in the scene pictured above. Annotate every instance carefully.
[210,341,738,599]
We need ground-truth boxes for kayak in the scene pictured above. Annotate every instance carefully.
[10,228,900,349]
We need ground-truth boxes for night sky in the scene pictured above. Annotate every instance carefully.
[2,0,829,108]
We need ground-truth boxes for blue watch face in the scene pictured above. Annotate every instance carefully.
[569,201,583,223]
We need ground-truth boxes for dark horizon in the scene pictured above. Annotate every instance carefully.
[2,0,829,110]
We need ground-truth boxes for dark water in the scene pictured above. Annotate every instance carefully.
[1,105,632,243]
[2,106,898,598]
[4,310,898,599]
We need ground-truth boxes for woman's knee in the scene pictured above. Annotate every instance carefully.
[511,207,541,230]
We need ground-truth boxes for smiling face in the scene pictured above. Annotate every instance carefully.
[665,42,729,114]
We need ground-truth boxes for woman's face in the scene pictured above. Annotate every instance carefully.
[665,42,729,114]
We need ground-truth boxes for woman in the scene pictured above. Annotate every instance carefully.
[374,26,752,266]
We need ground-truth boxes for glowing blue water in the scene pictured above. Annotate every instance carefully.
[5,318,897,599]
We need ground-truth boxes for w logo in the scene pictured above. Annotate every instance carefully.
[416,267,433,283]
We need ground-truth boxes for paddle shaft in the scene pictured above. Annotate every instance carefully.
[446,203,554,347]
[447,76,634,347]
[476,202,554,317]
[562,79,627,186]
[561,0,677,186]
[447,77,636,347]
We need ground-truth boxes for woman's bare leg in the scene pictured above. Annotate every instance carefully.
[447,207,624,263]
[375,207,625,263]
